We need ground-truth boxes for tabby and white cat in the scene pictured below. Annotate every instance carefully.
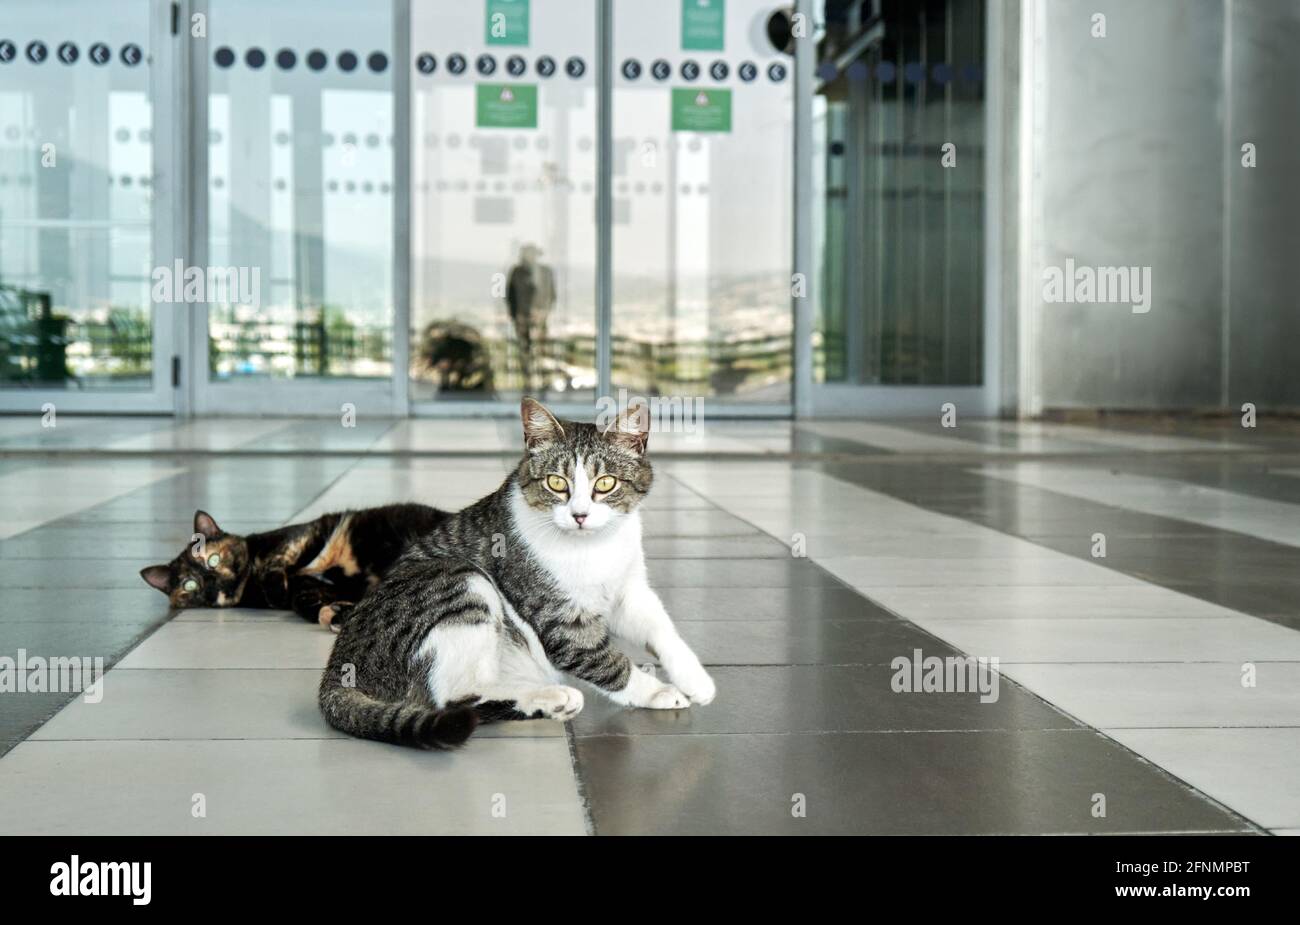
[319,398,715,748]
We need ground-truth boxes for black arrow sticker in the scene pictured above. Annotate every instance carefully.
[415,53,436,74]
[26,41,47,64]
[121,43,142,67]
[58,42,79,65]
[447,53,467,75]
[0,40,15,64]
[680,60,699,81]
[506,55,526,76]
[767,62,786,82]
[565,56,585,78]
[738,61,757,82]
[651,59,671,81]
[709,60,728,81]
[476,54,496,75]
[622,58,641,80]
[535,55,555,77]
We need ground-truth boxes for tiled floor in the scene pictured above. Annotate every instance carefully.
[1,413,1298,834]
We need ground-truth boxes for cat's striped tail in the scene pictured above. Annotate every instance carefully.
[319,683,478,750]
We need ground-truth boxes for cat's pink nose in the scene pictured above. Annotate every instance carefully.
[572,513,587,526]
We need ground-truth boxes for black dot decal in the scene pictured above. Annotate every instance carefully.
[245,47,265,69]
[214,46,234,68]
[307,49,327,71]
[276,48,296,69]
[368,51,387,73]
[337,51,357,72]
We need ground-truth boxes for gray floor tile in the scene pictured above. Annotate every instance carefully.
[570,665,1076,736]
[656,586,898,621]
[0,738,584,835]
[642,535,793,559]
[574,730,1250,835]
[638,509,762,537]
[661,618,963,666]
[0,589,174,624]
[647,558,843,588]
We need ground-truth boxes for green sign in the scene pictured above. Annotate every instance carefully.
[476,83,538,129]
[671,88,731,132]
[486,0,530,46]
[681,0,725,51]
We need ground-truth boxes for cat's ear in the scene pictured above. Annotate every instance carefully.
[521,397,564,450]
[194,510,222,539]
[605,402,650,455]
[140,565,171,593]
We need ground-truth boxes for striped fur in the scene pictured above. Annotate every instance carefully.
[318,399,715,749]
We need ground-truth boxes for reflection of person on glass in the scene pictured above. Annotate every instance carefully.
[506,244,556,392]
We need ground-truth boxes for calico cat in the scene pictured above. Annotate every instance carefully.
[319,398,716,749]
[140,504,450,627]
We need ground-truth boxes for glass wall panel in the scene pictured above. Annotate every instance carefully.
[817,0,985,386]
[409,0,597,404]
[205,0,393,383]
[0,1,155,391]
[611,0,794,406]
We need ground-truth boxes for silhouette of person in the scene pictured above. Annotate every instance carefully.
[506,244,556,392]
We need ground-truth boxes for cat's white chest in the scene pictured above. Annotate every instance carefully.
[525,515,643,613]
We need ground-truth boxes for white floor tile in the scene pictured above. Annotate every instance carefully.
[822,556,1143,588]
[30,668,564,741]
[909,616,1300,663]
[117,621,335,669]
[999,662,1300,728]
[861,585,1244,621]
[979,463,1300,549]
[1105,728,1300,829]
[0,738,585,835]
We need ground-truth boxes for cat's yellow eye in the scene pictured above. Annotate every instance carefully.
[182,579,199,593]
[545,474,569,494]
[207,553,221,568]
[594,475,618,494]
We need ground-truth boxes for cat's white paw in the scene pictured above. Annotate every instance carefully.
[674,667,716,705]
[518,685,585,720]
[646,684,690,710]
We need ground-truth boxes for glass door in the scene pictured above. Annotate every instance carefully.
[611,0,795,413]
[812,0,996,416]
[0,0,178,413]
[190,0,399,415]
[407,0,598,414]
